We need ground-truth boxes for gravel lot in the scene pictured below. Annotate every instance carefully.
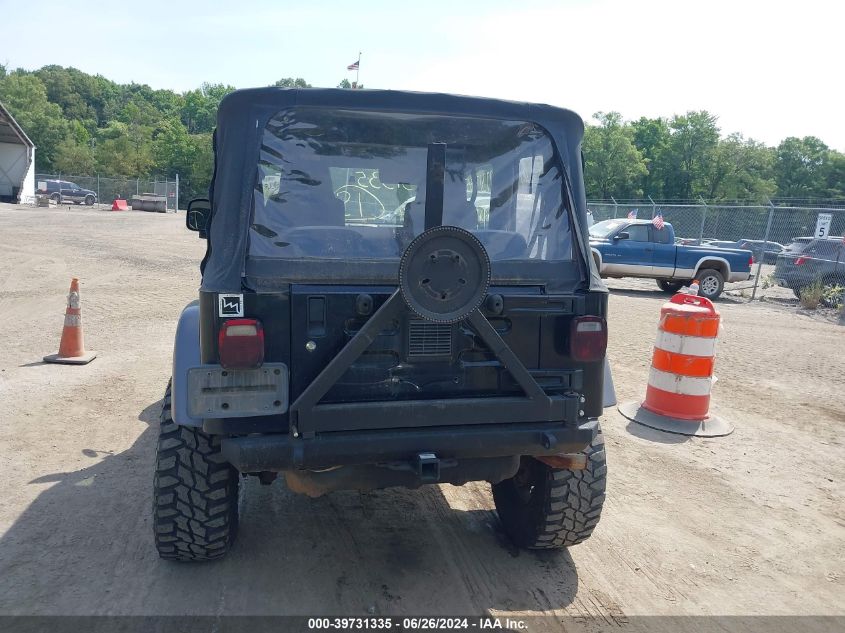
[0,204,842,623]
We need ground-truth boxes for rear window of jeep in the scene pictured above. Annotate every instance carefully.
[249,108,573,264]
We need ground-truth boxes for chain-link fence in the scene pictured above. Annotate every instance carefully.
[588,200,845,303]
[35,173,180,211]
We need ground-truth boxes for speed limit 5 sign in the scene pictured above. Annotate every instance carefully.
[815,213,832,238]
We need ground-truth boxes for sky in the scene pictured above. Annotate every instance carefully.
[2,0,843,150]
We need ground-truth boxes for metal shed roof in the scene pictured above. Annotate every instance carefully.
[0,102,35,147]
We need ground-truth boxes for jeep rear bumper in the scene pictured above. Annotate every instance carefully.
[220,419,598,472]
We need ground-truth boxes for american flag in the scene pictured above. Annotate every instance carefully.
[347,60,360,71]
[627,209,638,219]
[652,213,665,230]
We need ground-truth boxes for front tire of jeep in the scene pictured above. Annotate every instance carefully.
[153,382,240,561]
[492,427,606,549]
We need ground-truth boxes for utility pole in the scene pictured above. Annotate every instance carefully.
[355,51,361,88]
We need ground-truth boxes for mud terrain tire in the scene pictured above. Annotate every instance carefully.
[492,428,606,549]
[153,382,240,561]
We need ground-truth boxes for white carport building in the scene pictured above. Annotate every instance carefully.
[0,101,35,204]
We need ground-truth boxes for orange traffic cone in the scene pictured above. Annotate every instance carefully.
[43,278,97,365]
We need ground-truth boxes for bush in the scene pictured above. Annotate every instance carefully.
[761,273,776,290]
[799,282,824,309]
[821,285,844,309]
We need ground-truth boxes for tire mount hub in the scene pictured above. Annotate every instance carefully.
[399,225,491,324]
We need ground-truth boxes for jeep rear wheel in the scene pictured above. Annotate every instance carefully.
[153,382,240,561]
[492,428,606,549]
[696,268,725,300]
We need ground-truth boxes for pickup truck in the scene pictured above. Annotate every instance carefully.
[589,219,753,300]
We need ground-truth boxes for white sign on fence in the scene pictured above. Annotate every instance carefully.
[815,213,832,238]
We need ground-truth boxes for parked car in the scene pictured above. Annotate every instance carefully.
[159,87,612,561]
[782,237,814,255]
[707,240,742,250]
[736,239,784,264]
[36,179,97,205]
[773,236,845,299]
[589,219,754,300]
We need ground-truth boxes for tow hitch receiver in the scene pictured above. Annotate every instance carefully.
[417,452,441,482]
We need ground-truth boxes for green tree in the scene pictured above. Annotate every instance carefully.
[630,117,670,198]
[34,65,100,126]
[274,78,311,88]
[704,134,776,202]
[0,72,69,171]
[823,151,845,199]
[337,78,364,89]
[180,83,235,134]
[662,111,720,200]
[186,133,214,200]
[774,136,830,199]
[95,121,154,176]
[582,112,647,199]
[53,120,96,174]
[54,140,96,175]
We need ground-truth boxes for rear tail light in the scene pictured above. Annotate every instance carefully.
[570,316,608,363]
[794,256,808,266]
[749,255,755,266]
[218,318,264,369]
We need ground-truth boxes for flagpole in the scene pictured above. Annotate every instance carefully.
[356,51,361,88]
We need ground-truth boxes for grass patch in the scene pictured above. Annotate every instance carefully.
[799,281,824,309]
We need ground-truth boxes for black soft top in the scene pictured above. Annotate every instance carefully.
[203,87,600,293]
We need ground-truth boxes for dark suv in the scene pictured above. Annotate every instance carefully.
[37,179,97,205]
[774,236,845,297]
[155,88,612,561]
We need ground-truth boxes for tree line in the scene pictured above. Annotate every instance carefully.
[583,111,845,203]
[0,64,842,204]
[0,66,318,201]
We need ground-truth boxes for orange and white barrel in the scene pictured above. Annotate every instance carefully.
[643,294,719,420]
[619,293,733,437]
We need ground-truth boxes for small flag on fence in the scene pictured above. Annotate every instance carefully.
[627,209,638,219]
[652,212,665,230]
[347,60,360,71]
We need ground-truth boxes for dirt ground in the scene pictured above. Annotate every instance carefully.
[0,204,842,623]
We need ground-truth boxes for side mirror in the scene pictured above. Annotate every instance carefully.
[186,198,211,238]
[614,231,630,241]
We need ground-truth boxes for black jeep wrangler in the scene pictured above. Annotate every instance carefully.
[154,88,613,561]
